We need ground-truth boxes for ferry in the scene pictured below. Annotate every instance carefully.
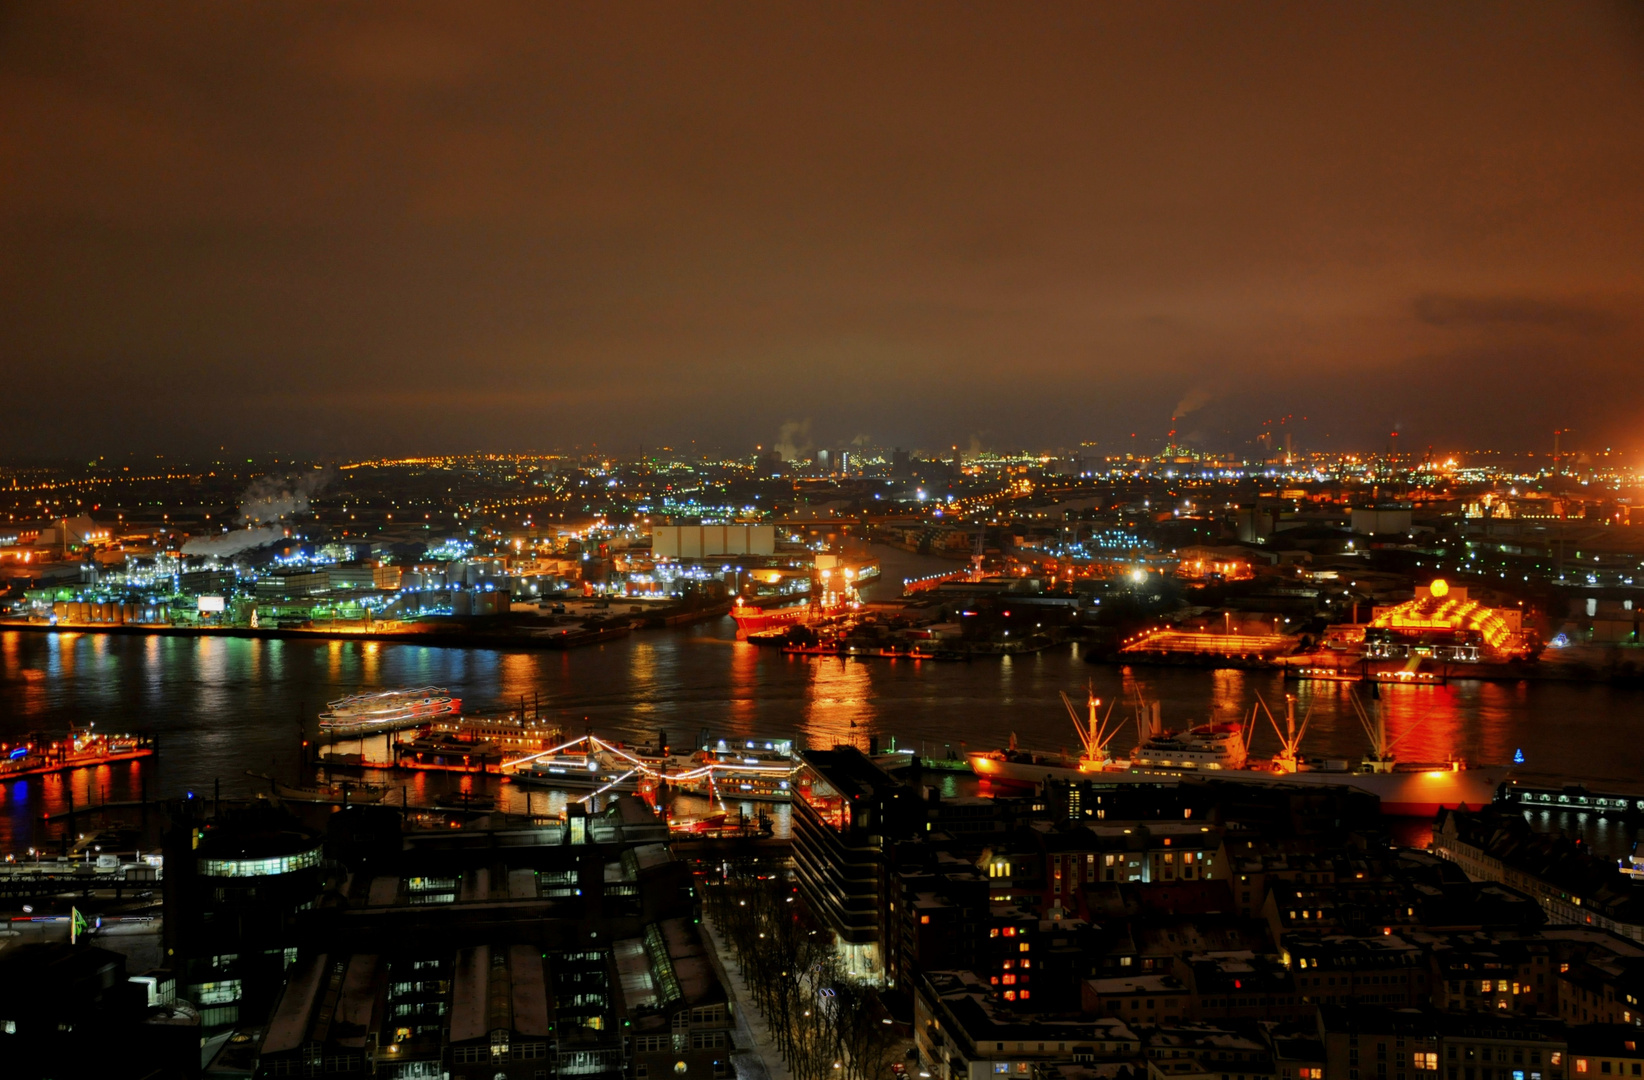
[501,731,799,802]
[421,714,566,754]
[318,687,460,732]
[681,736,799,802]
[613,734,798,802]
[512,752,641,792]
[968,689,1508,817]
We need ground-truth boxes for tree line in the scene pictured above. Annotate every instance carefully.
[704,868,901,1080]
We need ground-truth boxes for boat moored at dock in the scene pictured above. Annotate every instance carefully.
[0,729,156,780]
[969,687,1508,816]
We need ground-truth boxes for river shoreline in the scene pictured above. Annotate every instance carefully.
[6,614,1641,687]
[0,617,638,651]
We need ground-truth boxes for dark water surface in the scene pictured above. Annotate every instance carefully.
[2,543,1641,853]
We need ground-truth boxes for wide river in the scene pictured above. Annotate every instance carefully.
[1,544,1640,854]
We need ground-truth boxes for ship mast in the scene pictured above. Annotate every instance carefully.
[1062,686,1120,771]
[1348,689,1420,773]
[1258,691,1311,774]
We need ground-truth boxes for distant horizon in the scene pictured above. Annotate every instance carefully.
[0,437,1632,471]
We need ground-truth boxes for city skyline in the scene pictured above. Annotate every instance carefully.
[2,4,1641,459]
[6,9,1644,1077]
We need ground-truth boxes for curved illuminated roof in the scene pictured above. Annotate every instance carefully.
[1370,593,1515,650]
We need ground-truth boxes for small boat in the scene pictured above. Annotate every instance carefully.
[434,790,497,811]
[248,771,386,804]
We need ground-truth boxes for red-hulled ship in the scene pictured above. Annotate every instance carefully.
[728,599,811,635]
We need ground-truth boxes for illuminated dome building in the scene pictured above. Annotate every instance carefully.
[1364,579,1529,662]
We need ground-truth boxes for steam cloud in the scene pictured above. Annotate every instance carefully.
[180,468,333,556]
[773,419,813,462]
[181,525,287,557]
[1173,387,1215,417]
[241,468,333,523]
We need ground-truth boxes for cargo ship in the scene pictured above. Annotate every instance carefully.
[969,689,1507,817]
[318,687,460,733]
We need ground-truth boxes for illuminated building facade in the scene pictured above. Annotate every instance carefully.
[1366,580,1528,662]
[791,747,928,985]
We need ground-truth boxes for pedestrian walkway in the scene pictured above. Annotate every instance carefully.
[704,916,796,1080]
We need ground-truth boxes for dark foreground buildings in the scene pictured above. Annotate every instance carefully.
[782,747,1644,1080]
[10,748,1644,1080]
[0,795,731,1080]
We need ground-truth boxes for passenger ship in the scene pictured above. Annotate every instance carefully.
[421,713,566,754]
[319,687,460,732]
[667,736,799,802]
[511,750,641,792]
[969,689,1507,817]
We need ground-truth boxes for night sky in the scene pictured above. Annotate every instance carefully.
[2,4,1641,459]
